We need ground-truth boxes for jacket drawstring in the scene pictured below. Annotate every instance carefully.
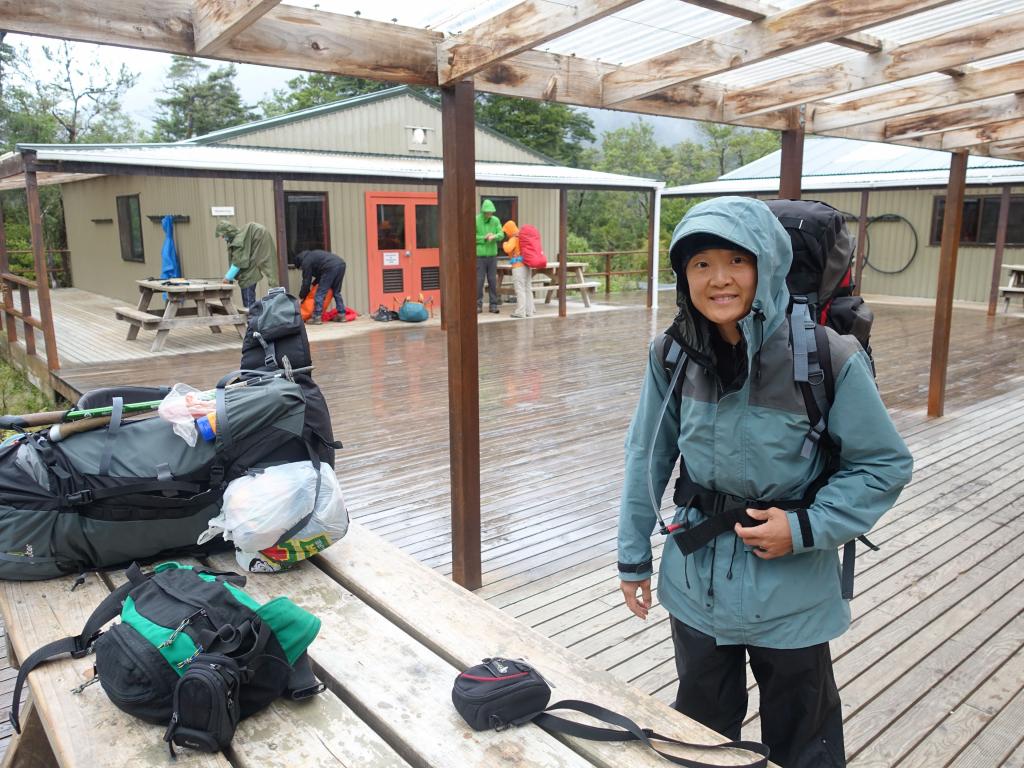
[707,540,717,598]
[726,534,739,580]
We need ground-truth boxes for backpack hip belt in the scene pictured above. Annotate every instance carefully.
[666,471,813,556]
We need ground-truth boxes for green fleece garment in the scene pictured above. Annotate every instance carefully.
[475,213,505,257]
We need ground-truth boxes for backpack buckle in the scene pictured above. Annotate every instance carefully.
[71,630,102,659]
[65,489,94,505]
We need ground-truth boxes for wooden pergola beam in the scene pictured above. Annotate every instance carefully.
[987,139,1024,160]
[934,118,1024,151]
[811,60,1024,134]
[879,94,1024,143]
[726,10,1024,119]
[192,0,279,56]
[600,0,955,106]
[682,0,883,53]
[0,0,442,85]
[438,0,640,85]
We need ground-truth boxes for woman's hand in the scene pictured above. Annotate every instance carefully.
[734,507,793,559]
[620,578,652,619]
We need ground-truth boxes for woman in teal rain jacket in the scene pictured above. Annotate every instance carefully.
[617,197,912,767]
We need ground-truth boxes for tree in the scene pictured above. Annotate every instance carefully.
[259,73,392,117]
[474,94,595,167]
[696,122,779,178]
[151,56,257,141]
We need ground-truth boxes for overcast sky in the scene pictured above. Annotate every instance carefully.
[6,33,702,145]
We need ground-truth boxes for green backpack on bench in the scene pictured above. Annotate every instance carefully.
[10,562,324,754]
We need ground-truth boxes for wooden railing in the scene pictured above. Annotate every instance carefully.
[4,249,73,288]
[1,270,58,370]
[569,249,674,293]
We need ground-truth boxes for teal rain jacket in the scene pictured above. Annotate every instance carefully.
[617,197,913,649]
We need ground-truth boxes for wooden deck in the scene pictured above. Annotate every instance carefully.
[4,295,1024,765]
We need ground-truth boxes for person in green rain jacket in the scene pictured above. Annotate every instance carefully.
[475,199,505,313]
[216,221,278,308]
[617,197,912,767]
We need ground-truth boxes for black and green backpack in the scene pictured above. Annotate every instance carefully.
[9,562,324,753]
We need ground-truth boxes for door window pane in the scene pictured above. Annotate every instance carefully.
[979,196,1024,245]
[285,192,329,262]
[415,204,439,249]
[481,196,518,226]
[376,204,406,249]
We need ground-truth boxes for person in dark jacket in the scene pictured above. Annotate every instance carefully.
[294,249,346,324]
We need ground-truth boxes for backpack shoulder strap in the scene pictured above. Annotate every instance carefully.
[9,563,150,733]
[791,302,834,458]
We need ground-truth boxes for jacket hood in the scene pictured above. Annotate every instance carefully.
[667,197,792,356]
[215,221,239,240]
[481,199,497,213]
[502,220,519,237]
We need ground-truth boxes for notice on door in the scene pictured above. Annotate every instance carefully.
[383,252,400,266]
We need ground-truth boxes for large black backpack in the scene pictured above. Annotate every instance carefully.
[0,375,316,580]
[241,287,339,468]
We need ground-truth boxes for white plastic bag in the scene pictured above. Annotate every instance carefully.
[234,465,349,573]
[199,462,319,551]
[158,383,217,447]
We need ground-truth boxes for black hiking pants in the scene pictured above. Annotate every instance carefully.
[670,616,846,768]
[313,262,346,316]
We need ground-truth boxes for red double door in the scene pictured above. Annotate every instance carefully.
[366,192,441,313]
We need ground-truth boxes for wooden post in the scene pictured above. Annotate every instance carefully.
[854,189,869,296]
[987,186,1011,316]
[558,188,568,318]
[0,196,8,340]
[437,182,446,331]
[928,151,968,418]
[272,177,288,288]
[779,122,805,200]
[440,80,481,591]
[604,253,612,295]
[24,161,59,371]
[647,188,660,309]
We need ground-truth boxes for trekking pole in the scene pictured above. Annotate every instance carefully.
[47,366,313,442]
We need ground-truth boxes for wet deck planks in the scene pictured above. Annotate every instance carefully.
[5,298,1023,766]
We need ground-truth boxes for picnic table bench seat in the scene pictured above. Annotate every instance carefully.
[0,522,771,768]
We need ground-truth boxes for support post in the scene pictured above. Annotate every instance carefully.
[928,151,968,418]
[558,188,568,318]
[987,186,1011,316]
[648,188,661,309]
[854,189,869,296]
[24,160,59,371]
[0,195,8,340]
[779,119,805,200]
[440,80,481,590]
[272,177,288,288]
[437,182,446,331]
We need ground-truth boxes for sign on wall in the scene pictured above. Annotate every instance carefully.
[383,252,400,266]
[211,206,235,217]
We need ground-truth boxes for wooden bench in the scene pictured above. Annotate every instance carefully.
[115,279,246,352]
[999,285,1024,312]
[0,522,773,767]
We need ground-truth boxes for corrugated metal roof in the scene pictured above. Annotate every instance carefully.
[7,144,662,190]
[662,137,1024,196]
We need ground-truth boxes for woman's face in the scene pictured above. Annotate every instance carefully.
[685,247,757,342]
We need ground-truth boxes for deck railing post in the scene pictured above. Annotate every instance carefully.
[24,157,59,371]
[440,80,481,591]
[558,188,568,318]
[604,253,611,295]
[928,151,968,418]
[987,186,1011,317]
[0,197,8,340]
[854,189,869,296]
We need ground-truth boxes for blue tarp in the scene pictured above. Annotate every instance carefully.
[160,215,181,280]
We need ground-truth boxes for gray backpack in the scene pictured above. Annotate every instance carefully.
[0,376,317,580]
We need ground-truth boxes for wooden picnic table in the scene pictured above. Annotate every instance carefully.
[0,521,773,768]
[1000,264,1024,313]
[114,279,246,353]
[497,261,600,308]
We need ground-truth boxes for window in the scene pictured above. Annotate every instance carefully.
[376,204,406,250]
[415,204,439,249]
[481,196,518,226]
[116,194,144,262]
[285,192,330,262]
[930,194,1024,246]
